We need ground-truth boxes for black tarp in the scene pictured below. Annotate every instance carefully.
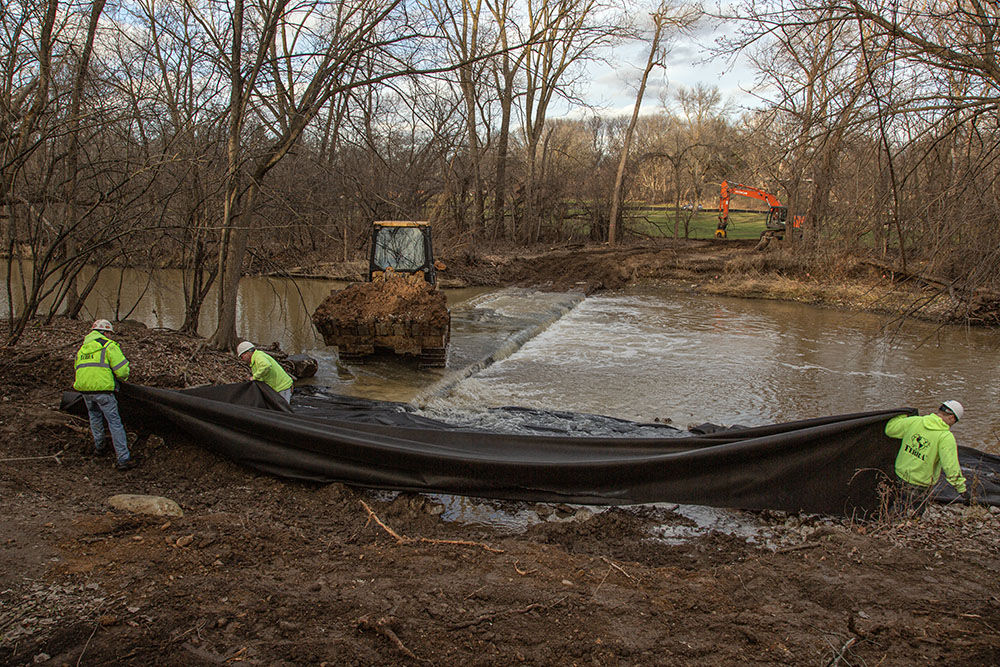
[61,382,1000,514]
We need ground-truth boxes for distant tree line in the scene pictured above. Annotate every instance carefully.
[2,0,997,345]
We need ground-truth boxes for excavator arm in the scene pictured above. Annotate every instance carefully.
[716,180,795,239]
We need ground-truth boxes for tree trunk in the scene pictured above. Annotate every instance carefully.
[609,16,663,246]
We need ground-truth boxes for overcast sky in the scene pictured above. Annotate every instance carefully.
[560,14,765,119]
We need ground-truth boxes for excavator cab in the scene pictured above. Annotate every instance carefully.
[369,221,437,286]
[765,206,788,232]
[765,206,805,239]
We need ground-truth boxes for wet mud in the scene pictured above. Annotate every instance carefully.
[3,321,1000,665]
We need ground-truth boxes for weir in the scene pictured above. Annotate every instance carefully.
[411,288,584,405]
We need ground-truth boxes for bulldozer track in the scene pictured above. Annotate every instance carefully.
[418,348,447,368]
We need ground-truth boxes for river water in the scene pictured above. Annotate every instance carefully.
[428,289,1000,452]
[4,265,998,451]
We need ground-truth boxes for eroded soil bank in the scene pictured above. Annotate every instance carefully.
[2,320,999,665]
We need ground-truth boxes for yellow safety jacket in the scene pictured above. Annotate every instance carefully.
[73,330,130,392]
[250,349,293,392]
[887,413,966,493]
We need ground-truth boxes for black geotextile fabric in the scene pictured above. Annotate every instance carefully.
[57,383,881,515]
[60,382,1000,514]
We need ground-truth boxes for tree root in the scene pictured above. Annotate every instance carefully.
[0,449,65,464]
[357,615,429,663]
[358,499,503,553]
[448,596,567,630]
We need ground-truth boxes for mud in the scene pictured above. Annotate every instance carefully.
[2,321,1000,665]
[298,239,993,324]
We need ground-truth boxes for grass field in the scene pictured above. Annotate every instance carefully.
[628,208,770,240]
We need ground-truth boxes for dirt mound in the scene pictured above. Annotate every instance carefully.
[437,239,752,293]
[313,279,449,327]
[0,318,248,401]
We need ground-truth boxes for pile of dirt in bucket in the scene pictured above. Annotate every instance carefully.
[311,278,450,358]
[312,279,449,329]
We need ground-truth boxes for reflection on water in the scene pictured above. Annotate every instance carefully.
[0,262,344,351]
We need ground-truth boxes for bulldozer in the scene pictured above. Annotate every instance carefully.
[311,221,450,367]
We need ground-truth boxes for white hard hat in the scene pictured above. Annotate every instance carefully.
[236,341,256,357]
[92,319,114,333]
[940,400,964,421]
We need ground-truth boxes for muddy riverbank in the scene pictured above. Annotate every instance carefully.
[282,238,1000,326]
[2,319,999,664]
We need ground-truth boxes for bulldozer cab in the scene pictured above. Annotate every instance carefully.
[368,221,437,286]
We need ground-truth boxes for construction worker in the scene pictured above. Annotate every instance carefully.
[236,341,294,403]
[73,319,135,470]
[885,400,969,514]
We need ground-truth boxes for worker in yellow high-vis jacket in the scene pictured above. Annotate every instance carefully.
[885,400,969,514]
[73,319,135,470]
[237,341,294,403]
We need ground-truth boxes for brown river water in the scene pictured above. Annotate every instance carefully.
[4,265,998,452]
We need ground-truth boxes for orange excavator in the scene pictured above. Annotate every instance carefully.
[715,180,803,240]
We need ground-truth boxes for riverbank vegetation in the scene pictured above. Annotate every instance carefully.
[3,1,998,346]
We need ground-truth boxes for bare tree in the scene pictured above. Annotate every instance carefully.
[426,0,494,233]
[519,0,625,242]
[608,3,698,246]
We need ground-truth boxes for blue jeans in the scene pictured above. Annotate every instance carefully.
[83,393,130,464]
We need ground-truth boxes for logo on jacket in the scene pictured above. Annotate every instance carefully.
[904,434,929,461]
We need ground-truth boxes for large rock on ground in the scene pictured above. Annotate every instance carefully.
[107,494,184,517]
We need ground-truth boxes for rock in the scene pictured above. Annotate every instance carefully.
[284,354,318,379]
[33,653,50,664]
[554,504,575,517]
[175,534,194,548]
[108,494,183,517]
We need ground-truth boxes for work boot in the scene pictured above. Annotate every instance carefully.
[85,445,107,458]
[115,458,137,471]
